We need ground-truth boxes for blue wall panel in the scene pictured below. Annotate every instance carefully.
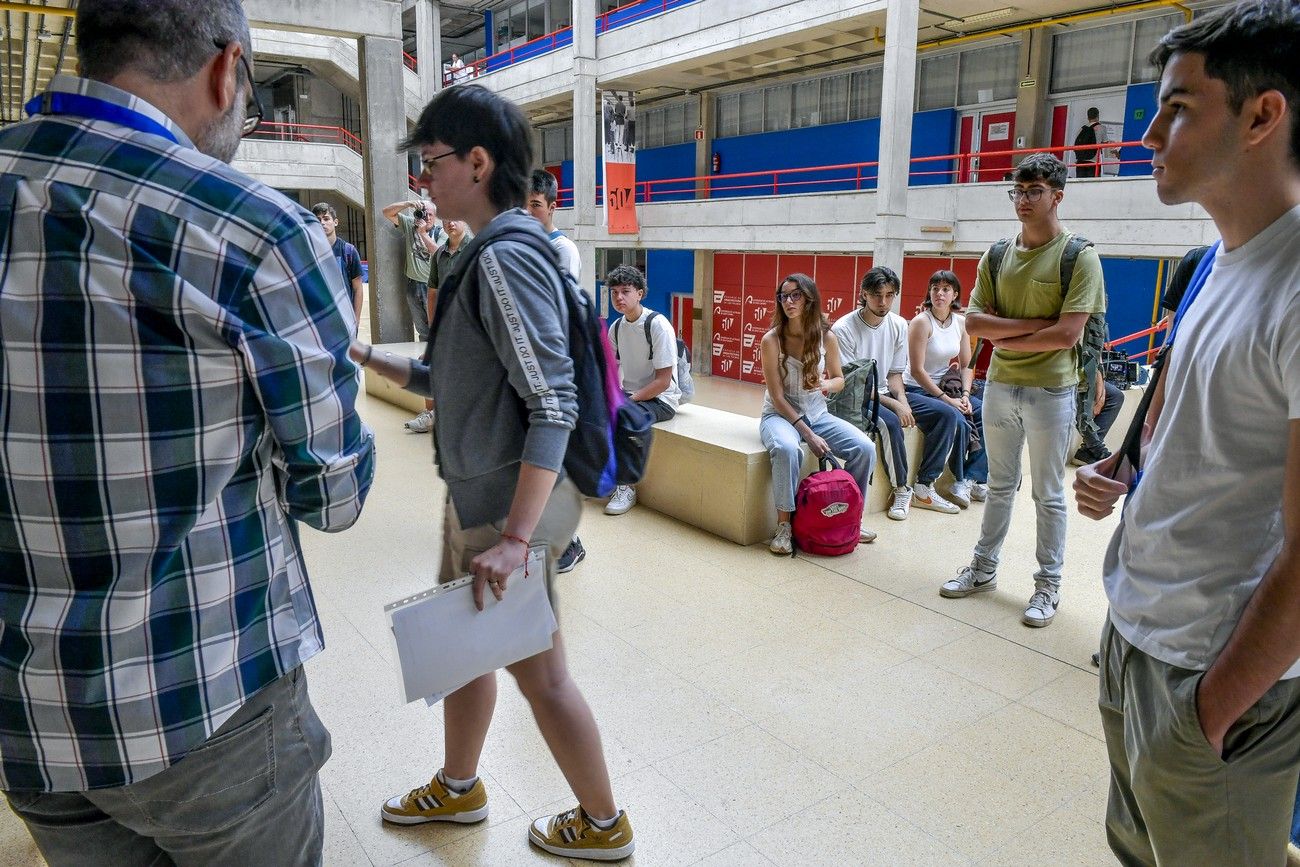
[1119,82,1157,177]
[1098,256,1160,349]
[636,142,696,201]
[608,249,695,339]
[909,109,959,186]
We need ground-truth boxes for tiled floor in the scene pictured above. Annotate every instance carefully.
[0,372,1124,866]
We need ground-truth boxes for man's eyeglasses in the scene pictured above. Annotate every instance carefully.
[214,41,263,137]
[776,290,807,304]
[419,150,461,172]
[1007,187,1050,203]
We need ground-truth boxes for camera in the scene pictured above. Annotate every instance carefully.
[1102,349,1139,389]
[413,204,429,223]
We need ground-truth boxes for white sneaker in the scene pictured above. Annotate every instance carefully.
[912,483,959,515]
[940,565,997,598]
[604,485,636,516]
[404,409,435,433]
[1022,588,1060,628]
[887,486,912,521]
[949,479,972,509]
[769,521,793,555]
[859,526,877,544]
[971,483,989,502]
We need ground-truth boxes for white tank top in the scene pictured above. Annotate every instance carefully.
[761,351,827,419]
[904,310,965,388]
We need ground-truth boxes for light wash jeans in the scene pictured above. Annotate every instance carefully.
[6,667,331,867]
[760,412,876,513]
[971,381,1076,591]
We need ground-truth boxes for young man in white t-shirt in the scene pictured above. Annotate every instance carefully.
[526,170,580,279]
[830,266,922,520]
[1074,4,1300,862]
[526,169,586,571]
[604,265,679,516]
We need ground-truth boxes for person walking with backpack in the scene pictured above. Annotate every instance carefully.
[349,84,634,861]
[604,264,680,516]
[1072,106,1115,178]
[760,273,877,554]
[940,153,1106,628]
[903,270,989,514]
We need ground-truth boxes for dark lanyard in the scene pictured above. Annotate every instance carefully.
[25,91,180,145]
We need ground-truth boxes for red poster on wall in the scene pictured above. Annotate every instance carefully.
[711,281,742,381]
[741,286,773,385]
[601,91,638,234]
[814,254,857,324]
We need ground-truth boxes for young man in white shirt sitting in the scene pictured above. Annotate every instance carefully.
[605,265,681,516]
[830,266,921,520]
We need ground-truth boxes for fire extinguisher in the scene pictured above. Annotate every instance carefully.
[711,152,721,174]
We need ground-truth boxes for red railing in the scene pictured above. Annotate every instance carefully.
[596,0,695,33]
[245,122,364,154]
[1107,321,1168,362]
[403,51,418,72]
[556,140,1153,207]
[442,24,572,86]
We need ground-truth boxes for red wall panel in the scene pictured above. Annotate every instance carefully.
[814,255,857,324]
[902,257,950,318]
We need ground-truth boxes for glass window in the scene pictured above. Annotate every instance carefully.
[849,67,882,119]
[765,83,791,131]
[548,0,570,31]
[793,79,819,128]
[543,125,567,163]
[1051,21,1133,92]
[527,0,546,40]
[508,2,527,47]
[717,93,740,138]
[643,108,664,149]
[664,103,686,144]
[917,53,958,111]
[1132,13,1183,83]
[739,89,763,135]
[957,43,1018,105]
[820,74,848,125]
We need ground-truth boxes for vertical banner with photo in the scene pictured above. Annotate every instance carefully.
[601,91,638,234]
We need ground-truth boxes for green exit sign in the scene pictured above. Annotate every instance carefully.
[1133,108,1146,120]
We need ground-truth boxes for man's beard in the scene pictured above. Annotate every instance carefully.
[196,100,245,164]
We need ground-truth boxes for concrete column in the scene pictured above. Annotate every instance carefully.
[875,0,920,294]
[694,92,713,200]
[693,249,714,375]
[415,0,441,100]
[1013,28,1053,157]
[358,35,413,343]
[572,0,598,297]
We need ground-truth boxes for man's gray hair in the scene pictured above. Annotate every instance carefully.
[76,0,251,83]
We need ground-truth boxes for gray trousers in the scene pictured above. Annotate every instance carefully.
[1100,618,1300,866]
[5,667,331,867]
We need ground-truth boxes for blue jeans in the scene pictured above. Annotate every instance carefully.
[5,667,331,867]
[971,381,1076,591]
[760,412,876,513]
[874,401,908,488]
[903,387,988,485]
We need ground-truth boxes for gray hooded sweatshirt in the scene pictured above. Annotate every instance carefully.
[405,209,577,528]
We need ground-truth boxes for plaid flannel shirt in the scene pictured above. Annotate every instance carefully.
[0,76,375,792]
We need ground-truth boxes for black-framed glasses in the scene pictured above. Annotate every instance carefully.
[214,41,263,137]
[776,290,807,304]
[419,150,461,172]
[1007,187,1049,203]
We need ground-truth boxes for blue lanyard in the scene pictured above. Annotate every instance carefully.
[25,91,180,145]
[1165,241,1220,350]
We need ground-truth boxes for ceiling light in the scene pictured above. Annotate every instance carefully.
[752,56,790,70]
[958,7,1015,26]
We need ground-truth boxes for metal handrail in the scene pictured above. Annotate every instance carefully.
[1107,321,1167,351]
[596,0,697,33]
[245,122,364,154]
[403,51,418,72]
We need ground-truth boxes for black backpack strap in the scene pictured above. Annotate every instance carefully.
[642,310,658,359]
[1059,234,1092,296]
[612,318,622,361]
[968,239,1011,370]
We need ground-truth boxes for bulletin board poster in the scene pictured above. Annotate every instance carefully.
[711,284,743,380]
[601,91,638,234]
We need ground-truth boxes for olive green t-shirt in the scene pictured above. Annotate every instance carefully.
[967,231,1107,388]
[397,210,435,283]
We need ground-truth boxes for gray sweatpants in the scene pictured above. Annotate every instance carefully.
[1099,618,1300,866]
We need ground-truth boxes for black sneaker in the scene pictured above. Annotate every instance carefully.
[556,537,585,573]
[1071,446,1111,467]
[1091,652,1101,668]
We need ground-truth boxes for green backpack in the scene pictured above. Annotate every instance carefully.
[826,358,880,435]
[981,233,1108,444]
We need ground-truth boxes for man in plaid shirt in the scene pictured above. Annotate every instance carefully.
[0,1,375,863]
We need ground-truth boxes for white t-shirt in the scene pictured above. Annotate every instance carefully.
[831,309,907,394]
[548,230,581,280]
[610,307,681,411]
[903,310,966,388]
[1104,204,1300,677]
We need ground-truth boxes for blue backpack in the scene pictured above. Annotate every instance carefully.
[471,230,655,498]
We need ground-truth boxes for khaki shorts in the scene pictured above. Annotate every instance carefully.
[438,478,582,608]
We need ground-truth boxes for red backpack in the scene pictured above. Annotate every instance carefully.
[791,456,863,556]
